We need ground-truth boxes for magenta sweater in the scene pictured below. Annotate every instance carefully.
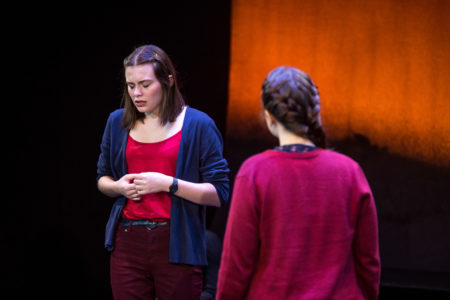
[217,149,380,300]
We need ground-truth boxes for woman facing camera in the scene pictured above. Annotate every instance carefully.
[217,66,380,300]
[96,44,229,300]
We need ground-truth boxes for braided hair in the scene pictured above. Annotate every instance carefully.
[261,66,327,148]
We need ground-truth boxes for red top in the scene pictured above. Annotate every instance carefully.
[217,149,380,300]
[122,129,182,220]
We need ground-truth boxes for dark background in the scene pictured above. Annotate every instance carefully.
[5,1,449,299]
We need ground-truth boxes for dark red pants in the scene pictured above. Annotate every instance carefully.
[110,222,203,300]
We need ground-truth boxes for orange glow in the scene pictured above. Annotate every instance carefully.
[227,0,450,166]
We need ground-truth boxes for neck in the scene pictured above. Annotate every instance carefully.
[277,125,315,147]
[142,111,162,126]
[145,111,159,119]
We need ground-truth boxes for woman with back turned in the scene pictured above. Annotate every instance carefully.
[216,66,380,300]
[96,44,229,300]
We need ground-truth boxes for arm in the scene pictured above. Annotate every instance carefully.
[98,174,140,201]
[176,179,221,207]
[352,168,381,300]
[216,175,260,300]
[132,172,221,207]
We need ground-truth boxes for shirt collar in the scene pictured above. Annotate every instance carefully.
[274,144,318,153]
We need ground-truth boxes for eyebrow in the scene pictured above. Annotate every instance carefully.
[126,79,154,85]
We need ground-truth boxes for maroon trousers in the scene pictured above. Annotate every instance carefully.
[110,222,203,300]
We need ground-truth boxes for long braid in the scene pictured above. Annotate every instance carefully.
[307,81,327,148]
[262,67,327,148]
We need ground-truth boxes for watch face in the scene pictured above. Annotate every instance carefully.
[170,178,178,194]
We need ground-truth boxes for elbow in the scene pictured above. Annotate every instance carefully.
[97,176,106,193]
[204,183,225,207]
[209,183,229,208]
[201,195,221,207]
[97,178,103,193]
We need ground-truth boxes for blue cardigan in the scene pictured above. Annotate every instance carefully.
[96,107,230,266]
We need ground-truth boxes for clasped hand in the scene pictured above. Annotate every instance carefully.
[117,172,171,201]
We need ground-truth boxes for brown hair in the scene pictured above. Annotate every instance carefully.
[121,45,185,129]
[261,66,327,148]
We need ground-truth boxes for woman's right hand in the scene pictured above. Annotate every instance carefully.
[115,174,140,201]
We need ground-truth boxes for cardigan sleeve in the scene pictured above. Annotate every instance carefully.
[96,113,114,181]
[198,118,230,206]
[95,109,128,252]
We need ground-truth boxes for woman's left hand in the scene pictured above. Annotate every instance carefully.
[133,172,172,195]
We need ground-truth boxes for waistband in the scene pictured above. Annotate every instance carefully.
[121,218,169,230]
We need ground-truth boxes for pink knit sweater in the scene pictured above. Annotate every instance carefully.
[217,149,380,300]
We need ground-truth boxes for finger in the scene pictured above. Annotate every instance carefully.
[128,192,140,201]
[124,173,138,180]
[136,184,147,191]
[130,196,139,201]
[128,187,139,194]
[124,174,139,183]
[134,174,145,180]
[125,186,137,194]
[133,178,145,185]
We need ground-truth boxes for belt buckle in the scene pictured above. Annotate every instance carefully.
[145,221,158,230]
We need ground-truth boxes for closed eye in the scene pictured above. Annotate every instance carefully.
[126,79,154,89]
[140,80,153,88]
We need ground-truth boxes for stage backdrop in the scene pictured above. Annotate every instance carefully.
[225,0,450,291]
[226,0,450,167]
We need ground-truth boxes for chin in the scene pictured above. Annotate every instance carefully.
[135,107,149,113]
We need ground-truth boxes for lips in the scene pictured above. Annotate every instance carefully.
[135,100,147,107]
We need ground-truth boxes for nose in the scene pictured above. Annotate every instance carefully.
[133,86,143,97]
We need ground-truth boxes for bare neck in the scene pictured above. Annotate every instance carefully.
[277,124,315,147]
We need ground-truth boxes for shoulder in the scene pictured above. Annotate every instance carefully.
[108,108,125,121]
[319,149,366,180]
[239,149,362,175]
[320,149,360,167]
[184,107,222,141]
[243,150,274,165]
[103,109,126,133]
[103,108,125,126]
[236,151,274,176]
[185,107,215,125]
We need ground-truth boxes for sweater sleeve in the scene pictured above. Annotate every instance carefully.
[216,174,260,300]
[352,166,381,300]
[199,118,230,206]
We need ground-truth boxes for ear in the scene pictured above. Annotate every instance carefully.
[264,110,279,137]
[264,110,276,126]
[168,74,174,87]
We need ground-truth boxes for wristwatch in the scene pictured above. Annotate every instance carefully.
[169,177,178,194]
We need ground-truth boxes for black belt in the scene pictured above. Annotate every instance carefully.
[121,218,169,230]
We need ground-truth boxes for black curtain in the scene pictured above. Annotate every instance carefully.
[7,2,230,299]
